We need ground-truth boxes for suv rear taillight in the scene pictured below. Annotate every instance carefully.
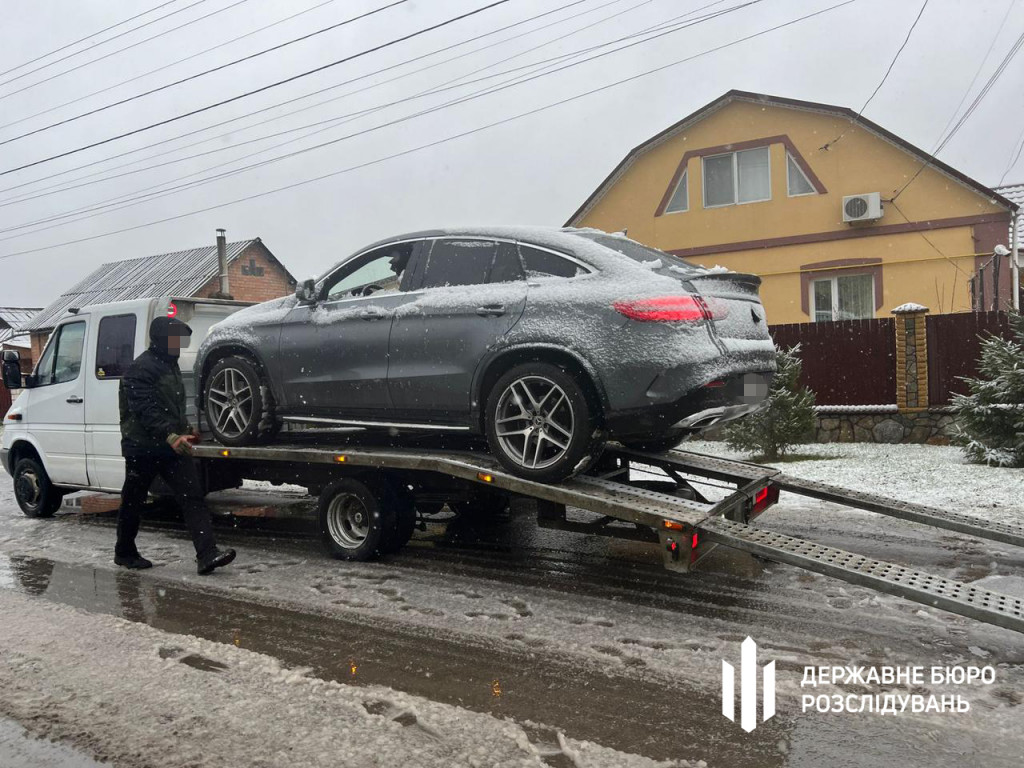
[613,295,709,322]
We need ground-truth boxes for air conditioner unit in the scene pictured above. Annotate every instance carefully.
[842,193,883,223]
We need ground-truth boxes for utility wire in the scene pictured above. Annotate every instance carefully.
[0,0,411,144]
[997,123,1024,185]
[0,0,181,79]
[891,27,1024,201]
[0,0,216,92]
[0,0,597,202]
[0,0,858,259]
[0,0,652,211]
[2,0,711,234]
[0,0,512,176]
[0,0,342,132]
[858,0,928,114]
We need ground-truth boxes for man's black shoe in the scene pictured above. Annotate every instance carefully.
[115,553,153,569]
[197,548,236,575]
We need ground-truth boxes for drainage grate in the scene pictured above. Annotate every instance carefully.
[700,517,1024,635]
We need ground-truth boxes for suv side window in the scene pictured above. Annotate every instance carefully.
[95,314,137,379]
[518,245,584,278]
[489,243,525,284]
[325,242,416,301]
[421,239,497,288]
[33,321,86,386]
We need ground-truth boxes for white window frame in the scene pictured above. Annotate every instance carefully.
[701,146,772,209]
[810,274,875,322]
[664,169,688,214]
[786,151,816,197]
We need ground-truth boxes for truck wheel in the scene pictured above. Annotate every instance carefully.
[13,457,64,518]
[485,362,604,483]
[204,355,276,446]
[318,478,396,561]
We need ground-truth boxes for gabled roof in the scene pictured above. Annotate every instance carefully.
[22,238,289,332]
[993,183,1023,245]
[565,90,1018,226]
[0,307,40,347]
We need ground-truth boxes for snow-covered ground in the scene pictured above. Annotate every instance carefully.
[0,441,1022,766]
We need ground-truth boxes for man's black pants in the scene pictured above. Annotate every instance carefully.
[117,454,216,560]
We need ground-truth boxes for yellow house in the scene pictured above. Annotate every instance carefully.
[566,91,1019,324]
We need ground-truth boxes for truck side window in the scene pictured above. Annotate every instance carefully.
[95,314,137,379]
[33,321,86,386]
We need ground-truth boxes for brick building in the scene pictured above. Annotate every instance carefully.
[20,234,295,357]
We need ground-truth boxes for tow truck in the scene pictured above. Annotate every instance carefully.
[3,296,1022,635]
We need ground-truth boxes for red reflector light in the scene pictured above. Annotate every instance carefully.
[167,302,178,318]
[691,532,699,549]
[669,541,678,552]
[613,295,707,322]
[5,413,21,421]
[752,485,779,513]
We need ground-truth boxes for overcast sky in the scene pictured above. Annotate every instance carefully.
[0,0,1021,308]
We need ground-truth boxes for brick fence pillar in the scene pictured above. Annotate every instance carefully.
[891,304,929,411]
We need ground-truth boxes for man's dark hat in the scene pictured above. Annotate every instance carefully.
[149,315,193,340]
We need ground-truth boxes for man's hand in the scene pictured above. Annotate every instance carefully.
[169,434,195,456]
[190,427,202,443]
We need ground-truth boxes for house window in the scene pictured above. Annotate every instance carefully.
[786,152,816,196]
[664,170,688,213]
[702,146,770,208]
[811,274,875,322]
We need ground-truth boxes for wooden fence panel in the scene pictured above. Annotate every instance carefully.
[769,318,896,406]
[926,311,1014,406]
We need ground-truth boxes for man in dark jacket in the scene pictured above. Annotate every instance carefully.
[116,316,235,575]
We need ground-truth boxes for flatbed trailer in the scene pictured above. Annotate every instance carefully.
[192,437,1024,635]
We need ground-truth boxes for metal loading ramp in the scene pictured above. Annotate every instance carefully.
[698,516,1024,635]
[620,448,1024,549]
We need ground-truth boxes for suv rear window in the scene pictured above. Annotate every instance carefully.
[518,246,583,278]
[574,232,703,273]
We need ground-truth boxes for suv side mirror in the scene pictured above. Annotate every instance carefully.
[295,278,317,303]
[1,350,23,390]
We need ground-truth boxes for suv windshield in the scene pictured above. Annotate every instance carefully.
[574,232,704,273]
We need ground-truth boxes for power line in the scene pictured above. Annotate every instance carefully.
[0,0,216,92]
[0,0,512,177]
[997,123,1024,185]
[2,0,711,234]
[0,0,646,210]
[891,27,1024,201]
[0,0,858,259]
[0,0,181,79]
[0,0,342,132]
[858,0,928,114]
[0,0,599,202]
[0,0,411,145]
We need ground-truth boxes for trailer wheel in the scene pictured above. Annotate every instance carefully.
[13,457,64,518]
[318,478,396,561]
[382,490,417,554]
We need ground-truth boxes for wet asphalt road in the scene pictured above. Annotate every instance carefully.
[1,491,1023,767]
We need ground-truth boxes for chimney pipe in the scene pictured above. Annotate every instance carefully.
[215,228,233,299]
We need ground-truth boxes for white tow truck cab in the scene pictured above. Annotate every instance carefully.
[1,297,249,511]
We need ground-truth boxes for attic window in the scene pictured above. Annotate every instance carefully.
[664,170,688,213]
[787,152,816,196]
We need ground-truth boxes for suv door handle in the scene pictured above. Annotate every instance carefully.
[358,309,388,321]
[66,395,83,404]
[476,304,506,317]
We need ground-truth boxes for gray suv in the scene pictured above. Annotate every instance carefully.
[197,227,775,482]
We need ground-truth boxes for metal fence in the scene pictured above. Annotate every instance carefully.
[769,317,897,406]
[926,311,1014,406]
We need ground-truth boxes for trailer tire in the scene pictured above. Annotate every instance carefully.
[13,457,64,518]
[318,478,396,561]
